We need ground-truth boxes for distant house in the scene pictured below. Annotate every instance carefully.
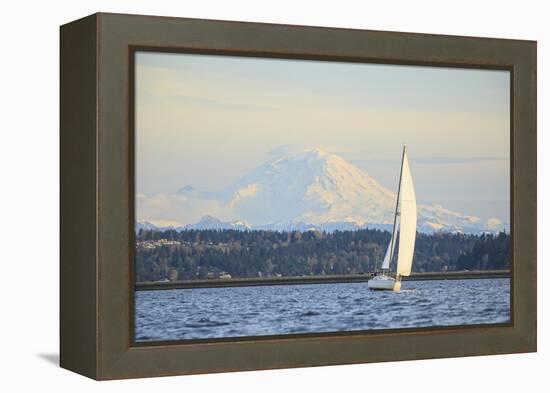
[203,267,233,279]
[168,269,178,281]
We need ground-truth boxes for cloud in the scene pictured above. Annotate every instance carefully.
[411,156,508,165]
[136,192,227,226]
[351,156,508,169]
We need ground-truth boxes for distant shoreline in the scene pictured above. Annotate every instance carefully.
[135,270,510,291]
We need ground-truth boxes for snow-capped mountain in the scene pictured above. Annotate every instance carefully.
[222,148,396,226]
[137,148,506,233]
[181,216,252,231]
[135,220,160,231]
[136,217,252,232]
[217,148,500,233]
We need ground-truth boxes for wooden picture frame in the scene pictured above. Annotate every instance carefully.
[60,12,537,380]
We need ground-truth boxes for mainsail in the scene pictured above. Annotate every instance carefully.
[395,150,417,276]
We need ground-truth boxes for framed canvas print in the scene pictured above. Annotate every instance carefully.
[60,13,537,380]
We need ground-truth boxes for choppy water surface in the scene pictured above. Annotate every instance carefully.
[135,278,510,342]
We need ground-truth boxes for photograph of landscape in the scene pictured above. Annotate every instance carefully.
[133,51,511,342]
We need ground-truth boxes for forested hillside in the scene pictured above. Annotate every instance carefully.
[135,229,510,282]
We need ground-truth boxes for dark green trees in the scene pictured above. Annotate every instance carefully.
[135,229,510,282]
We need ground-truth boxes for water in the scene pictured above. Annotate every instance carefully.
[135,278,510,342]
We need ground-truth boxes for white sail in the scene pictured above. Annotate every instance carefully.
[396,150,417,277]
[380,218,399,270]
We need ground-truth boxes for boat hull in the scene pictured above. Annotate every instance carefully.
[368,275,401,291]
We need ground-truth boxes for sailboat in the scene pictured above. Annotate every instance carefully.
[368,146,417,291]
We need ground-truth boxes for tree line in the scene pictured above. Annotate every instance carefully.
[135,228,510,282]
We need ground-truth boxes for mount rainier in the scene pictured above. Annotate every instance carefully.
[137,148,504,234]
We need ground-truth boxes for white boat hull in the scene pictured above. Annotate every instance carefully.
[368,275,401,291]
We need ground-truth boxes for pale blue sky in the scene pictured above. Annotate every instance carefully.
[135,51,510,224]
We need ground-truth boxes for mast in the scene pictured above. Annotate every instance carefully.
[386,146,406,274]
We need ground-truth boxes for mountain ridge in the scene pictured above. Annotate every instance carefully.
[137,148,506,234]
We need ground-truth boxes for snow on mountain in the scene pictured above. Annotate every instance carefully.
[181,215,252,231]
[223,148,397,226]
[138,148,505,234]
[214,147,496,233]
[135,220,159,231]
[136,220,184,232]
[136,217,252,232]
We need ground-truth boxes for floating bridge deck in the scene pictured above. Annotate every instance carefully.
[135,270,510,291]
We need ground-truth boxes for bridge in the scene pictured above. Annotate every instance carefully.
[135,270,510,291]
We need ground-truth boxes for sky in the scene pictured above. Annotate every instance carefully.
[135,51,510,226]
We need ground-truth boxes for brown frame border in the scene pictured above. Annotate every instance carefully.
[60,12,536,380]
